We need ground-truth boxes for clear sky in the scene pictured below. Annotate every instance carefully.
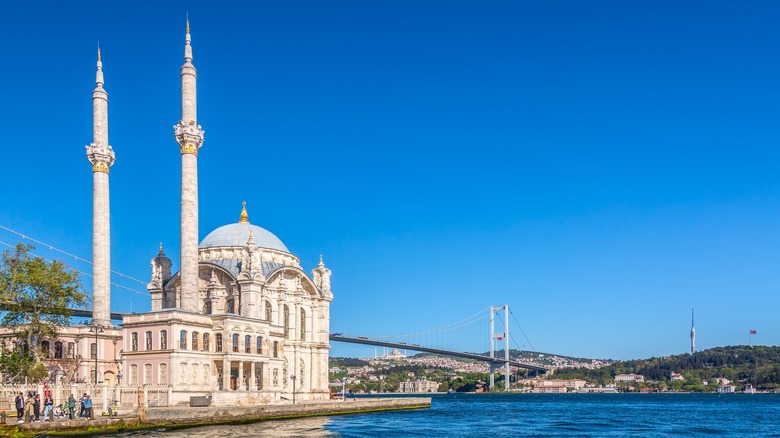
[0,1,779,360]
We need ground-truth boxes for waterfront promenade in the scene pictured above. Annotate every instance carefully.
[8,397,431,435]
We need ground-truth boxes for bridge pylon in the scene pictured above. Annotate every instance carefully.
[489,304,510,392]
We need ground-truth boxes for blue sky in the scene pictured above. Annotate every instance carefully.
[1,1,779,360]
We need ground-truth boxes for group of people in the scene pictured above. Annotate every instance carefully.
[13,391,93,422]
[14,391,51,423]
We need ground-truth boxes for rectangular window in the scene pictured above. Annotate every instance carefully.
[54,341,63,359]
[256,336,262,355]
[160,330,167,349]
[90,342,97,359]
[245,335,251,353]
[180,330,187,350]
[131,333,138,351]
[145,331,152,350]
[232,334,239,353]
[192,332,199,351]
[216,334,223,352]
[273,341,278,358]
[203,333,210,352]
[67,342,74,358]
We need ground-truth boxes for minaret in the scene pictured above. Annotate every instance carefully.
[174,19,205,312]
[86,47,116,325]
[690,308,696,354]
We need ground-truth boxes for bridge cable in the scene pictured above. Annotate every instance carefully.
[509,308,536,352]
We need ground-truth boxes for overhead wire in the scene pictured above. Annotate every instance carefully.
[0,240,150,298]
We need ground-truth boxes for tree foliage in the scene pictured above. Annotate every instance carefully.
[553,345,780,391]
[0,243,88,382]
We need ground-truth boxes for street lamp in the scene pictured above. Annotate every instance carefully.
[88,323,105,386]
[74,337,81,382]
[290,375,296,404]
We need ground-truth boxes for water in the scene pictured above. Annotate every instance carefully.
[119,393,780,437]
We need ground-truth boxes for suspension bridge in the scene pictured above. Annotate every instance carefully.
[329,305,548,391]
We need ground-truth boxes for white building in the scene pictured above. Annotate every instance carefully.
[614,374,645,383]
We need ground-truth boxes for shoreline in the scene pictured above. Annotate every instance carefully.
[5,397,431,437]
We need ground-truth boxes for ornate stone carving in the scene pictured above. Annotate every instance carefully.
[173,120,204,155]
[86,143,116,173]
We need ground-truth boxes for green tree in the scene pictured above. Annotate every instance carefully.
[0,243,88,383]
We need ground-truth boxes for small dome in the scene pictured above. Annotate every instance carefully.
[199,223,289,252]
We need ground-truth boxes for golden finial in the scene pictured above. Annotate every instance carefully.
[239,201,249,224]
[186,13,190,34]
[159,242,163,252]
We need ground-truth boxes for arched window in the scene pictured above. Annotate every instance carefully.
[144,364,152,384]
[159,364,168,384]
[192,332,199,351]
[203,333,210,352]
[160,330,168,349]
[232,334,239,352]
[54,341,63,358]
[283,305,290,338]
[300,308,306,341]
[90,342,97,359]
[273,341,279,358]
[67,342,74,358]
[216,334,223,352]
[180,330,187,350]
[256,336,262,355]
[205,302,212,315]
[40,341,50,358]
[265,301,272,321]
[131,333,138,351]
[145,331,153,350]
[245,335,251,353]
[227,299,235,314]
[130,364,138,385]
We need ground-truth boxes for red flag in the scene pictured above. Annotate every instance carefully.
[750,330,757,335]
[496,336,503,340]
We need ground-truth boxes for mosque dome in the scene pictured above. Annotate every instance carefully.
[199,203,289,253]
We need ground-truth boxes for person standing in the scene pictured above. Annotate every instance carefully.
[67,393,76,420]
[14,392,24,423]
[83,395,93,420]
[43,396,53,421]
[79,393,86,419]
[23,392,33,423]
[33,393,41,422]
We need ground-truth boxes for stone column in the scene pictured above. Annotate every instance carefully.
[250,362,256,391]
[86,49,115,326]
[222,359,230,391]
[174,21,204,313]
[238,361,244,391]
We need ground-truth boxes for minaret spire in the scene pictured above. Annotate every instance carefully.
[174,17,205,312]
[86,46,116,325]
[690,308,696,354]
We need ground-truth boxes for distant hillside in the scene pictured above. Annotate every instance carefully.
[553,345,780,390]
[329,357,370,367]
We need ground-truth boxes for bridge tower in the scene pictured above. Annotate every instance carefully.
[489,305,510,392]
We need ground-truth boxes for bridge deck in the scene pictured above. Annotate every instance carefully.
[330,335,548,372]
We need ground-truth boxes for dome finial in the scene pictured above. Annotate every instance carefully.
[239,201,249,224]
[318,253,325,268]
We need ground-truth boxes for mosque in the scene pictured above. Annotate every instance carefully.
[3,22,333,406]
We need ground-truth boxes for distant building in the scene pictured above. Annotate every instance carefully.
[717,385,736,394]
[614,374,645,383]
[398,378,440,393]
[670,373,684,381]
[534,385,567,394]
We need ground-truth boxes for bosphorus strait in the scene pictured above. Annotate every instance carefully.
[131,393,780,437]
